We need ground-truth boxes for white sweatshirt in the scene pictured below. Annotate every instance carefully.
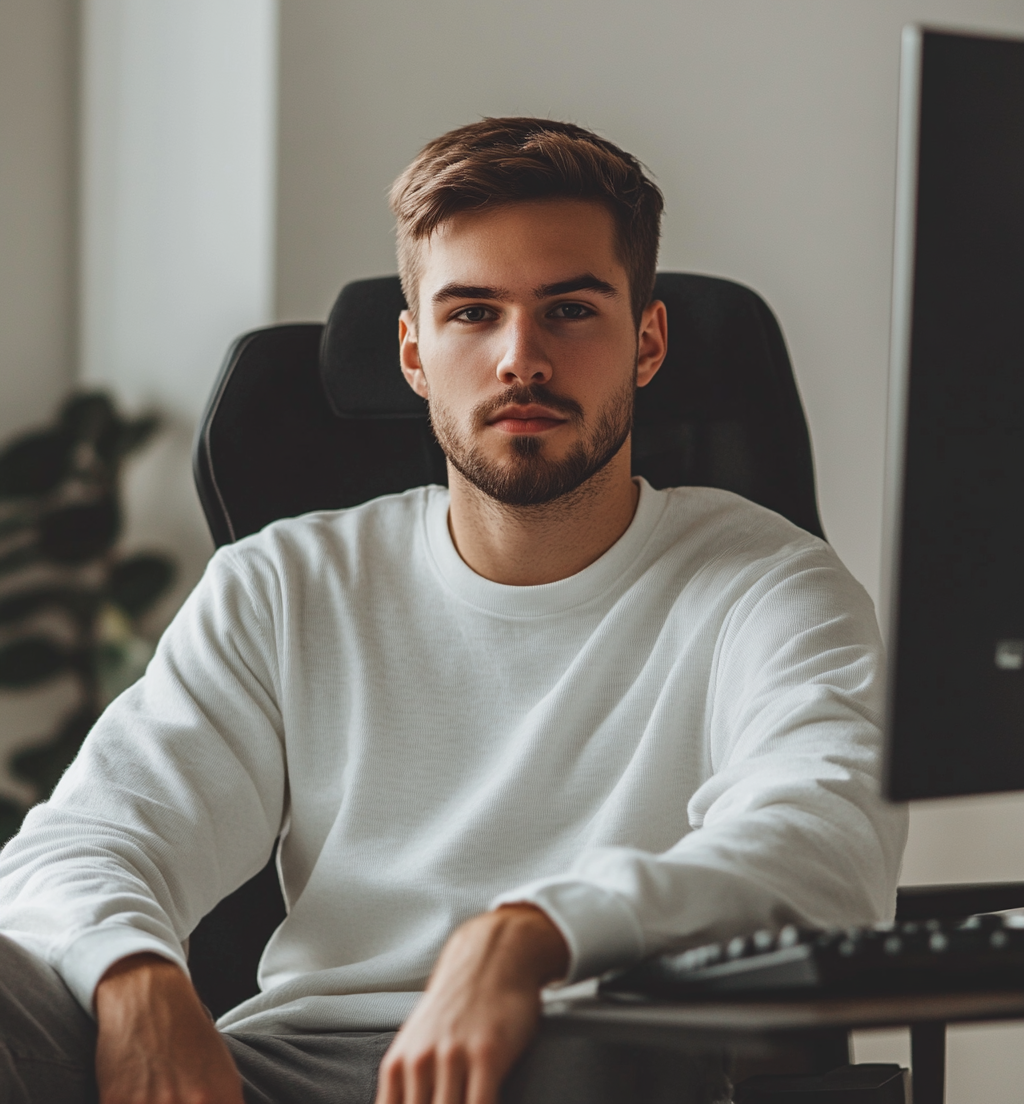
[0,480,906,1034]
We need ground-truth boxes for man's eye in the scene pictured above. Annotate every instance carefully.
[550,303,594,320]
[453,306,494,323]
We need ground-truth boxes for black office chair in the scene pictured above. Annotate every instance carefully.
[188,272,1024,1035]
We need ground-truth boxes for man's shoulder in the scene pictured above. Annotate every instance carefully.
[641,482,864,605]
[216,485,445,579]
[647,485,877,649]
[653,484,824,565]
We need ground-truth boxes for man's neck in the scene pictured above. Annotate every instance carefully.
[445,447,640,586]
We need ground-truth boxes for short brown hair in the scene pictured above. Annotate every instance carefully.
[389,117,664,325]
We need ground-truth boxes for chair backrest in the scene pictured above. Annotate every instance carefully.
[187,272,823,1019]
[194,273,823,548]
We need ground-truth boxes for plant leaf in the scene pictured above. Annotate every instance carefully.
[0,429,75,498]
[60,392,116,444]
[0,637,73,687]
[37,499,120,564]
[107,553,175,617]
[0,586,100,627]
[97,634,154,706]
[107,415,160,461]
[0,543,39,577]
[0,510,35,539]
[0,796,27,849]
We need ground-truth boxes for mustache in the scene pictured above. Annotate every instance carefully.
[474,385,585,425]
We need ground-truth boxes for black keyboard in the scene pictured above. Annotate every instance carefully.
[599,914,1024,1001]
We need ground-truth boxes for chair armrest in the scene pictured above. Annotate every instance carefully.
[896,882,1024,920]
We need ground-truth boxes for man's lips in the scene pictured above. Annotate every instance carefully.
[486,405,570,434]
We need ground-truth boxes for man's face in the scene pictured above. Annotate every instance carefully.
[399,199,666,507]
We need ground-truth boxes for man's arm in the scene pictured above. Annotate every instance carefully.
[0,547,287,1020]
[489,552,908,986]
[94,953,244,1104]
[375,905,568,1104]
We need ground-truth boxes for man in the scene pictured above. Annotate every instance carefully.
[0,118,906,1104]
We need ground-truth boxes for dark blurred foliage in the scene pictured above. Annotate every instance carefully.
[0,392,176,844]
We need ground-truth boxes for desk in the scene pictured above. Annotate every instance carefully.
[543,990,1024,1102]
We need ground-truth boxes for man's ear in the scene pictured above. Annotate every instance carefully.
[636,299,668,389]
[399,310,429,399]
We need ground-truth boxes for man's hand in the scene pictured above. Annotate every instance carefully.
[375,904,570,1104]
[94,952,244,1104]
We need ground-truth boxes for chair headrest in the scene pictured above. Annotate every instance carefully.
[320,276,424,418]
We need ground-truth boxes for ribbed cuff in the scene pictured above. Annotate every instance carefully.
[57,924,189,1016]
[490,878,644,983]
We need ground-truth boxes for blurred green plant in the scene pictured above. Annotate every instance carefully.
[0,392,176,843]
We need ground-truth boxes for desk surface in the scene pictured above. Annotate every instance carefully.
[542,990,1024,1054]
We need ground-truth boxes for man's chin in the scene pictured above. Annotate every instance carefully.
[485,437,558,464]
[431,393,633,507]
[448,448,610,508]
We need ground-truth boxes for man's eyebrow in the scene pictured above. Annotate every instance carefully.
[535,274,619,299]
[431,284,511,304]
[430,275,619,305]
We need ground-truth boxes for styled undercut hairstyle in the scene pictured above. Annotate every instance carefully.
[389,117,664,326]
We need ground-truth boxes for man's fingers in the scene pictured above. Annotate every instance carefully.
[465,1055,502,1104]
[376,1051,405,1104]
[433,1045,468,1104]
[405,1050,435,1104]
[378,1042,492,1104]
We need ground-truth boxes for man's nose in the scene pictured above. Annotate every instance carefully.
[495,319,552,387]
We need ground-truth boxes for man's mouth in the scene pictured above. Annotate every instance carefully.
[486,404,570,435]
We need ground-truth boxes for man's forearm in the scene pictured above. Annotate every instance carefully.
[94,953,244,1104]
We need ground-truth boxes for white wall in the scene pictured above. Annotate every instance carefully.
[79,0,278,424]
[0,0,80,798]
[0,0,77,443]
[78,0,280,613]
[274,3,1024,1099]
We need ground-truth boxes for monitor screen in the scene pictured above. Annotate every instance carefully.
[883,27,1024,800]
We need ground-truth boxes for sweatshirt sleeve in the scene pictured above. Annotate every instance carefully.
[0,545,286,1014]
[492,544,909,983]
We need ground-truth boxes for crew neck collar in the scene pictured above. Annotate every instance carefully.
[424,478,667,618]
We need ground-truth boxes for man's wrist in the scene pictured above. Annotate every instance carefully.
[487,903,570,986]
[431,903,569,997]
[94,952,194,1017]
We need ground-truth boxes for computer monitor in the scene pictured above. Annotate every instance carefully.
[883,26,1024,801]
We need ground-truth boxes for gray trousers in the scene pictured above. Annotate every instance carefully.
[0,935,730,1104]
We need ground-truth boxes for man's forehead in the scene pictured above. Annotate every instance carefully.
[417,199,625,300]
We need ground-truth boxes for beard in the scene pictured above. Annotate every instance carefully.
[428,375,635,508]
